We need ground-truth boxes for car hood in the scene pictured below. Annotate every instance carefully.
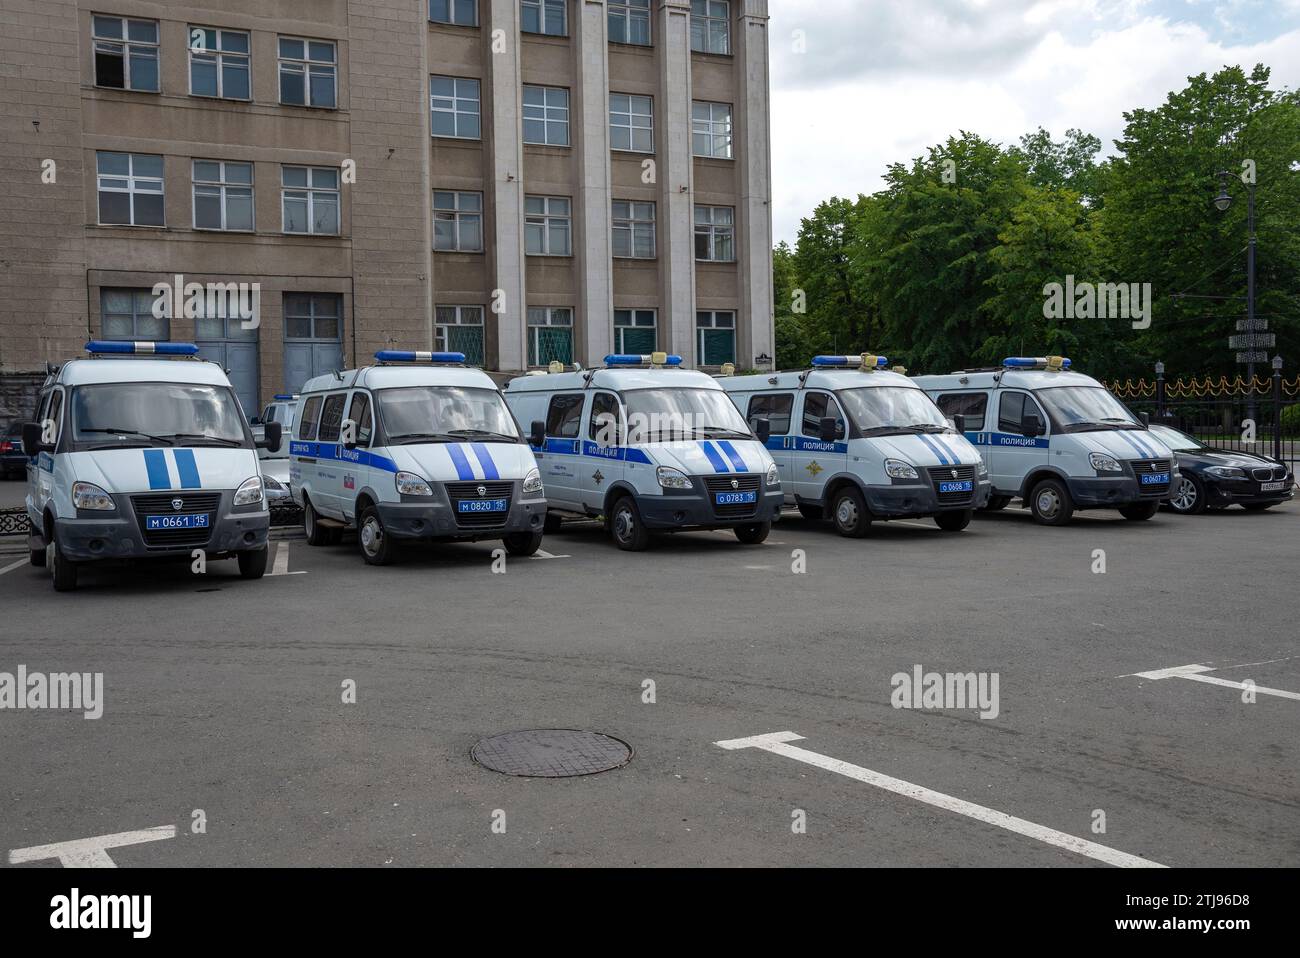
[389,442,538,483]
[64,446,262,494]
[1189,448,1281,469]
[1072,429,1174,462]
[856,433,982,467]
[644,439,773,476]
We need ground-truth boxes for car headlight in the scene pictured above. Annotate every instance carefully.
[977,460,988,478]
[262,475,284,492]
[1206,465,1246,479]
[1089,452,1122,473]
[885,459,918,480]
[765,463,781,487]
[233,475,264,507]
[657,467,692,490]
[396,471,434,497]
[72,481,115,511]
[522,468,544,495]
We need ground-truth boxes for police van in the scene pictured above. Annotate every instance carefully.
[914,357,1178,525]
[22,341,281,591]
[254,394,297,506]
[721,355,991,536]
[290,351,546,564]
[503,353,783,551]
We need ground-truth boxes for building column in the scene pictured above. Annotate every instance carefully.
[487,0,528,370]
[575,1,615,366]
[657,0,697,365]
[736,0,773,370]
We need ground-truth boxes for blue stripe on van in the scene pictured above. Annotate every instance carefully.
[172,448,201,488]
[143,449,170,489]
[1116,432,1151,459]
[700,441,730,473]
[446,443,475,480]
[716,440,748,473]
[916,433,951,465]
[933,435,963,463]
[469,443,500,480]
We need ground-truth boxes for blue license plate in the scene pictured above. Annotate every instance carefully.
[939,480,973,494]
[458,498,508,514]
[1140,473,1169,485]
[715,491,758,506]
[145,513,209,530]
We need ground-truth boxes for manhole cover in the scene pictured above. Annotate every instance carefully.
[471,729,632,778]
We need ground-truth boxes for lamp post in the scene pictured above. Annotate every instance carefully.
[1213,170,1268,421]
[1155,361,1166,419]
[1273,355,1284,463]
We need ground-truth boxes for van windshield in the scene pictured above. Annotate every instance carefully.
[71,383,249,447]
[838,387,949,435]
[1035,386,1141,432]
[623,388,752,443]
[377,386,520,444]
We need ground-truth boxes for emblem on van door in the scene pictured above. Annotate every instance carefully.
[477,485,487,497]
[731,479,739,490]
[172,498,184,510]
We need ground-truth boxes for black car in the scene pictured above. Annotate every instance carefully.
[1,422,28,479]
[1150,424,1294,514]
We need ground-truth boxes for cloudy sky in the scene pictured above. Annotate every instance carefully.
[768,0,1300,243]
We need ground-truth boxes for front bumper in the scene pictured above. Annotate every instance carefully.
[863,478,992,518]
[377,496,547,540]
[50,491,269,561]
[1202,474,1295,507]
[636,486,784,530]
[1066,472,1178,508]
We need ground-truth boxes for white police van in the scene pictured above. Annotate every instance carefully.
[290,351,546,564]
[254,394,297,506]
[721,355,991,536]
[915,357,1178,525]
[503,353,783,551]
[23,341,281,591]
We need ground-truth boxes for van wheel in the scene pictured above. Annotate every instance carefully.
[797,503,824,521]
[543,512,564,534]
[357,506,397,565]
[935,509,973,532]
[504,530,544,557]
[983,495,1013,512]
[237,546,268,579]
[1029,479,1074,526]
[48,535,78,592]
[1119,501,1159,521]
[831,487,873,538]
[29,543,46,567]
[734,522,771,545]
[303,499,331,546]
[610,496,651,552]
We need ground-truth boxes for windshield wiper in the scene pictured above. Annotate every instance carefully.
[699,427,754,440]
[79,427,173,445]
[387,432,460,445]
[166,433,244,447]
[446,429,519,443]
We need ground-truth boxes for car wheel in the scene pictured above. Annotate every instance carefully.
[237,546,268,579]
[983,495,1013,512]
[48,535,78,592]
[797,502,824,521]
[734,522,771,545]
[543,512,564,534]
[303,498,334,546]
[935,509,973,532]
[1028,478,1074,526]
[1167,475,1207,515]
[610,496,650,552]
[357,506,397,565]
[504,530,544,557]
[831,487,873,538]
[1119,501,1159,521]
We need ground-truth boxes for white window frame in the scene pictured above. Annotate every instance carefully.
[609,93,654,153]
[692,100,733,159]
[192,160,255,232]
[690,0,731,55]
[92,16,159,92]
[525,195,572,256]
[435,305,485,361]
[612,200,656,259]
[694,205,735,262]
[95,152,165,227]
[609,0,651,46]
[521,0,568,36]
[613,309,658,353]
[429,0,479,27]
[187,26,250,100]
[526,307,574,367]
[433,190,484,252]
[523,85,570,146]
[430,75,482,140]
[281,166,340,235]
[278,36,337,109]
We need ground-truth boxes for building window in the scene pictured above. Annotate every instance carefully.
[193,160,254,232]
[282,166,340,235]
[697,310,736,366]
[609,0,651,46]
[694,206,734,261]
[527,307,574,367]
[429,0,478,26]
[284,293,342,340]
[433,191,483,252]
[614,309,657,354]
[692,101,733,158]
[96,152,164,227]
[523,85,570,146]
[435,306,485,366]
[612,201,656,259]
[690,0,730,54]
[92,16,159,92]
[101,288,169,341]
[609,94,654,153]
[525,196,572,256]
[279,37,337,108]
[188,27,250,99]
[522,0,567,36]
[430,76,481,139]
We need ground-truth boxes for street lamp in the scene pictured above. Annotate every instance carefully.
[1213,169,1262,418]
[1212,173,1234,212]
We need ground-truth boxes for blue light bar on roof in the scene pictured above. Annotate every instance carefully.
[1003,356,1072,370]
[812,355,889,369]
[86,340,199,356]
[374,351,466,364]
[603,354,684,367]
[273,394,296,401]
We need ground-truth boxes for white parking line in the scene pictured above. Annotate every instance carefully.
[530,549,571,560]
[715,731,1165,868]
[267,541,307,576]
[1129,663,1300,701]
[9,825,176,867]
[0,557,28,577]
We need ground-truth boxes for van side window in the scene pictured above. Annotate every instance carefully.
[297,396,323,440]
[998,392,1026,433]
[347,393,372,446]
[46,391,64,446]
[589,392,622,444]
[937,392,987,431]
[747,393,793,435]
[545,394,584,438]
[802,392,845,440]
[317,394,347,442]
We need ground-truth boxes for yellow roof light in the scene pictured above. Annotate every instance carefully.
[548,361,565,374]
[719,362,736,377]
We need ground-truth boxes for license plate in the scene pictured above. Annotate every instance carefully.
[716,491,758,506]
[145,513,209,530]
[1261,481,1285,492]
[1140,473,1169,485]
[939,480,973,494]
[458,498,508,514]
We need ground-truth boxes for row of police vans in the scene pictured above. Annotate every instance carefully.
[27,341,1277,590]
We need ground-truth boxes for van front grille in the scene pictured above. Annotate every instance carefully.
[445,481,514,529]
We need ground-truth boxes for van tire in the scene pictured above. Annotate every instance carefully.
[543,512,564,534]
[357,505,397,565]
[29,544,46,567]
[797,502,824,521]
[935,509,973,532]
[237,546,268,579]
[734,522,771,545]
[504,530,544,557]
[610,496,651,552]
[303,499,332,547]
[1028,478,1074,525]
[1119,501,1159,521]
[831,487,873,538]
[48,536,77,592]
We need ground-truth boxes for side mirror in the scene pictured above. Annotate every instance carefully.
[530,420,546,449]
[754,418,772,444]
[819,417,839,443]
[258,421,283,453]
[1139,411,1151,428]
[21,422,44,457]
[1021,412,1045,438]
[952,414,967,435]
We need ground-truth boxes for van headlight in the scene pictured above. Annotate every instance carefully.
[657,467,693,490]
[1089,452,1122,473]
[977,460,989,478]
[234,476,264,507]
[72,481,115,511]
[885,459,918,480]
[396,471,434,497]
[522,468,544,495]
[765,463,781,487]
